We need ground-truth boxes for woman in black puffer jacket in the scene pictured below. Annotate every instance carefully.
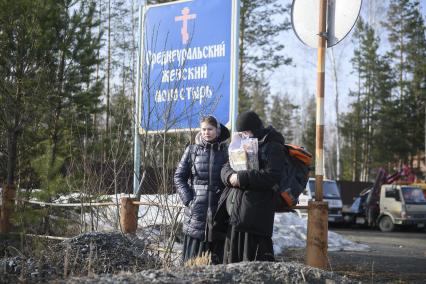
[174,116,230,263]
[213,111,286,263]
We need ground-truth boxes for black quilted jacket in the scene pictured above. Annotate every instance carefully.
[214,126,286,238]
[174,124,230,240]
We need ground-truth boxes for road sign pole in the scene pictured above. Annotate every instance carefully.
[306,0,329,269]
[315,0,326,202]
[231,0,240,132]
[291,0,361,270]
[133,1,146,195]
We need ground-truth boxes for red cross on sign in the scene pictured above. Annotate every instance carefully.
[175,7,197,45]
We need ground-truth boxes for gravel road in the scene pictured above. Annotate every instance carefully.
[279,227,426,283]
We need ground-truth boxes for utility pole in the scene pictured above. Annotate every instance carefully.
[306,0,328,269]
[291,0,362,270]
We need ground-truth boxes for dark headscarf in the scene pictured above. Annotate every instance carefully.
[236,111,264,138]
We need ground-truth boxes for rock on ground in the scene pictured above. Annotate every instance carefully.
[1,231,355,283]
[62,261,355,284]
[0,232,159,283]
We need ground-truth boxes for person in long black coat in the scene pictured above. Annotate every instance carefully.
[174,116,230,263]
[213,111,286,263]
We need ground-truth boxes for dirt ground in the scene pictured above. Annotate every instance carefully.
[2,227,425,283]
[278,227,426,283]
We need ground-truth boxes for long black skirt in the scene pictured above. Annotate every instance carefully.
[182,234,224,264]
[223,225,275,264]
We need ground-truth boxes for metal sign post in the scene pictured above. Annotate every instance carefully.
[133,1,146,195]
[291,0,362,269]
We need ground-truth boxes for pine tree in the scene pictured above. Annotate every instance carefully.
[0,0,103,190]
[269,95,285,133]
[382,0,423,165]
[250,74,269,122]
[352,18,380,180]
[354,18,382,181]
[341,17,394,181]
[236,0,292,112]
[103,0,132,134]
[0,0,60,186]
[270,93,298,143]
[382,0,416,100]
[405,2,426,169]
[370,55,395,169]
[340,110,360,180]
[45,0,103,171]
[282,95,298,143]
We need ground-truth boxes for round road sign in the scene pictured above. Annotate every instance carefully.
[291,0,362,48]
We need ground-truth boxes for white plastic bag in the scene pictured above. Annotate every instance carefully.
[228,133,259,171]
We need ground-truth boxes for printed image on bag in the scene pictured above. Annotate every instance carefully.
[228,133,259,171]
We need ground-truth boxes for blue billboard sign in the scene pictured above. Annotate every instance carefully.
[139,0,238,132]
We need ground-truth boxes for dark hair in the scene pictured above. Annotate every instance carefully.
[200,115,218,128]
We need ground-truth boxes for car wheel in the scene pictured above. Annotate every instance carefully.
[379,216,394,232]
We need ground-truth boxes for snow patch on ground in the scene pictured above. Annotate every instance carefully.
[51,193,369,254]
[273,212,369,254]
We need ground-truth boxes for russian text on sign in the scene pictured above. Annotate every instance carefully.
[146,42,226,68]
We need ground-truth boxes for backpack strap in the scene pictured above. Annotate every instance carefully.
[285,144,312,166]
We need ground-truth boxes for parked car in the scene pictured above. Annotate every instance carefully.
[296,178,344,223]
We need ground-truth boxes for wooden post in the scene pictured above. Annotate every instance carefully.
[315,0,327,202]
[306,201,328,269]
[306,0,329,269]
[120,197,138,234]
[0,184,16,233]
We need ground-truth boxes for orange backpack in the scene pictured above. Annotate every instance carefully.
[274,144,313,212]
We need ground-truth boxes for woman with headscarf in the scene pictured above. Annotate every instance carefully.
[213,111,286,263]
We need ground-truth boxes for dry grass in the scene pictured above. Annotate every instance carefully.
[184,251,211,267]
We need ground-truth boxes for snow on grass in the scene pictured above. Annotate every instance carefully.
[273,212,369,254]
[51,193,369,254]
